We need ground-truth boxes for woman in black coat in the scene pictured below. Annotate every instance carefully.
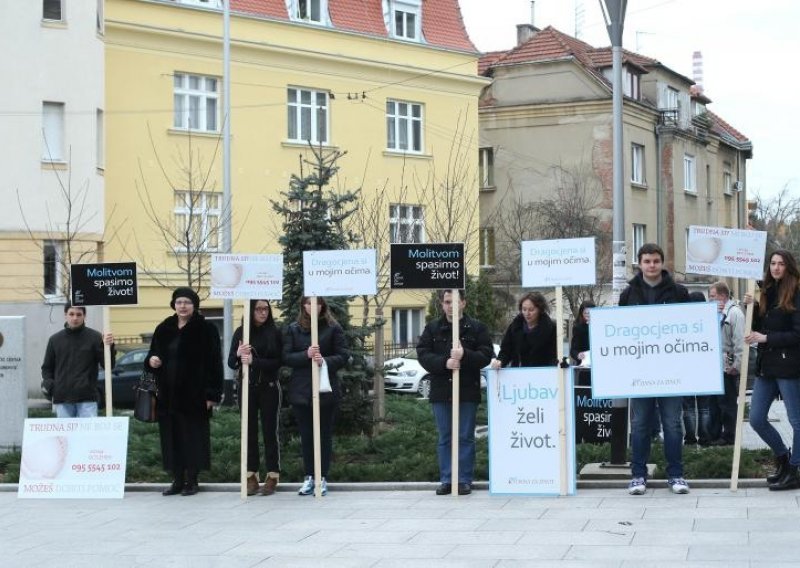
[570,300,595,365]
[145,287,223,496]
[227,299,283,496]
[491,291,558,369]
[745,250,800,490]
[283,296,348,496]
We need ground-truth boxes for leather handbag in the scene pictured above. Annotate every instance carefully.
[133,371,159,422]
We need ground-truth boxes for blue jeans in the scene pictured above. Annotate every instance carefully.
[683,396,718,443]
[749,376,800,466]
[54,402,98,418]
[631,396,684,479]
[431,402,478,484]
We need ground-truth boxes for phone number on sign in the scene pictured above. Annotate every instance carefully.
[71,463,122,473]
[724,256,759,263]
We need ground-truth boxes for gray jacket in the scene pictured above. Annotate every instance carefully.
[720,300,744,373]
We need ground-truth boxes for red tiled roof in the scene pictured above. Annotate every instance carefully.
[478,50,506,75]
[230,0,476,52]
[708,110,751,145]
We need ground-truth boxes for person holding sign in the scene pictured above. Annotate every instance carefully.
[41,304,115,418]
[744,250,800,491]
[570,300,595,366]
[620,243,691,496]
[490,292,558,370]
[418,289,494,496]
[283,296,348,497]
[227,299,283,496]
[145,288,224,497]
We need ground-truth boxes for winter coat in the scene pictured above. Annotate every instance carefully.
[227,322,283,387]
[41,324,115,404]
[753,287,800,379]
[719,300,745,373]
[497,313,558,368]
[618,270,690,306]
[570,322,590,365]
[416,315,494,403]
[145,313,224,416]
[283,320,348,406]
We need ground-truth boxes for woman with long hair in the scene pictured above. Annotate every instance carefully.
[746,249,800,490]
[283,296,348,496]
[145,287,223,496]
[227,299,283,496]
[491,291,557,369]
[570,300,595,366]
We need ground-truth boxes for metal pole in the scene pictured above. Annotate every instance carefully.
[222,1,233,389]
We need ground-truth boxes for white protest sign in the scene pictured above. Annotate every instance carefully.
[686,225,767,280]
[487,367,576,495]
[303,249,377,297]
[18,417,129,499]
[589,302,723,399]
[521,237,596,287]
[211,254,283,299]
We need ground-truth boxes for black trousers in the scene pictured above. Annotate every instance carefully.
[159,410,211,478]
[292,402,336,477]
[239,381,282,474]
[718,372,739,443]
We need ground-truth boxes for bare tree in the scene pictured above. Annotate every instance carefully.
[749,184,800,256]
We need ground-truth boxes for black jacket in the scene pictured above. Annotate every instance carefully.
[753,287,800,379]
[619,270,689,306]
[417,315,493,403]
[41,324,115,403]
[497,313,558,368]
[570,322,590,365]
[145,313,224,416]
[227,322,283,387]
[283,320,348,405]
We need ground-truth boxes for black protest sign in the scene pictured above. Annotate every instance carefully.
[71,263,138,306]
[390,243,465,290]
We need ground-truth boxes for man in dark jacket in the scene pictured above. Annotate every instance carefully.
[417,289,494,496]
[41,304,115,418]
[620,243,691,496]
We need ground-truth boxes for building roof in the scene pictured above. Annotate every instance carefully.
[230,0,477,52]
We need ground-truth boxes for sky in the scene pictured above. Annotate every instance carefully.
[458,0,798,200]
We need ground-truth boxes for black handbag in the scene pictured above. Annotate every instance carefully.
[133,371,159,422]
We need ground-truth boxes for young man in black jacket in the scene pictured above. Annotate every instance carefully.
[620,243,691,496]
[41,304,115,417]
[417,289,494,495]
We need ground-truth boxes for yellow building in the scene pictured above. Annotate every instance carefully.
[104,0,487,346]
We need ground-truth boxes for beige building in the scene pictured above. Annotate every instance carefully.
[477,25,752,302]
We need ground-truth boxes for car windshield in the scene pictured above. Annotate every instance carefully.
[120,350,147,366]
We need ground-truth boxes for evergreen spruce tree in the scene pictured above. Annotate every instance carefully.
[271,147,373,434]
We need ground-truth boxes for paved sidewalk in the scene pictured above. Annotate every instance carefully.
[2,485,800,568]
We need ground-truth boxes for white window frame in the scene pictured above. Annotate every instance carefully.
[178,0,222,7]
[43,0,64,22]
[684,154,697,192]
[723,162,732,195]
[389,0,421,41]
[665,86,679,110]
[43,240,64,298]
[173,73,219,132]
[389,204,425,244]
[624,67,640,100]
[96,109,104,169]
[479,227,495,268]
[632,224,646,266]
[42,101,65,162]
[287,87,329,145]
[287,0,328,24]
[386,99,423,153]
[631,143,645,185]
[479,147,494,188]
[174,191,221,252]
[392,308,424,346]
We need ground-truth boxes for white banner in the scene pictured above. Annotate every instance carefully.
[686,225,767,279]
[487,368,576,495]
[18,417,129,499]
[521,238,596,287]
[210,254,283,299]
[303,249,377,297]
[589,303,723,399]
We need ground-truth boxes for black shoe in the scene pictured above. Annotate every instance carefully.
[769,465,800,491]
[162,482,183,496]
[181,483,199,496]
[709,438,732,447]
[435,483,452,495]
[457,483,472,495]
[767,452,791,484]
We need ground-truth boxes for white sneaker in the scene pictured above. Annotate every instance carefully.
[668,477,690,494]
[320,477,328,496]
[628,477,647,495]
[298,475,314,496]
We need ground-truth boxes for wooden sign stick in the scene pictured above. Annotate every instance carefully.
[730,279,756,491]
[451,289,461,497]
[311,296,323,498]
[555,285,568,496]
[103,307,113,417]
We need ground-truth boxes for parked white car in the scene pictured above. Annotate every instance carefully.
[384,345,498,398]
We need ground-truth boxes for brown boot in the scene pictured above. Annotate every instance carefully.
[246,474,259,496]
[260,474,278,496]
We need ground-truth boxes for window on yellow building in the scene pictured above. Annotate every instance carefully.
[287,87,329,144]
[43,240,63,297]
[386,100,423,153]
[385,0,421,41]
[288,0,328,24]
[173,73,218,132]
[174,191,221,252]
[389,204,424,244]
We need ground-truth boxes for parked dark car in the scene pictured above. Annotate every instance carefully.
[97,347,148,408]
